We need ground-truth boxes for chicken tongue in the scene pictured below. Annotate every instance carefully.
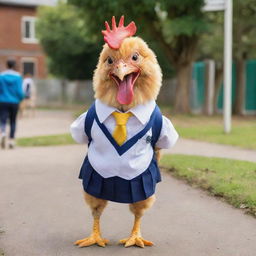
[117,73,134,105]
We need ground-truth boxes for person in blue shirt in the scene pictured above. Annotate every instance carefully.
[0,60,24,149]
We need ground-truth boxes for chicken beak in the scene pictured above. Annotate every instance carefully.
[112,61,136,81]
[110,60,141,105]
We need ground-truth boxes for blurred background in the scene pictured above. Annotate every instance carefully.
[0,0,255,116]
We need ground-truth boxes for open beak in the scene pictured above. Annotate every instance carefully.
[110,61,140,105]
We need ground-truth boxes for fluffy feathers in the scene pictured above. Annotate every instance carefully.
[93,37,162,111]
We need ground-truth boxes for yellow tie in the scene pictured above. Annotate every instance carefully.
[112,111,133,145]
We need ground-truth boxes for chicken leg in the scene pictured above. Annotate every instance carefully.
[119,195,155,248]
[74,193,109,247]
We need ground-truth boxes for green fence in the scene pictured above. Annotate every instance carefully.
[192,60,256,112]
[246,60,256,110]
[216,63,236,110]
[191,62,205,110]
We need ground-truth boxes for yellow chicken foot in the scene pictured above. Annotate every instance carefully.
[119,216,153,248]
[74,217,109,247]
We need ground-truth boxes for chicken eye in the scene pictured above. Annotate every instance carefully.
[132,53,139,61]
[107,57,113,65]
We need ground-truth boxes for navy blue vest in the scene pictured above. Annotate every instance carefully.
[79,102,163,203]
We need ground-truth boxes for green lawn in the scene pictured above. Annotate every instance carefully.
[161,154,256,216]
[17,134,75,147]
[176,121,256,150]
[161,109,256,150]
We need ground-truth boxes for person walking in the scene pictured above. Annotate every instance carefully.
[19,72,36,118]
[0,60,24,149]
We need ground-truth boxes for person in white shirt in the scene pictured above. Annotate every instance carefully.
[70,16,179,248]
[19,73,36,117]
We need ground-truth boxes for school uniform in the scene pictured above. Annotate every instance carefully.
[70,99,178,204]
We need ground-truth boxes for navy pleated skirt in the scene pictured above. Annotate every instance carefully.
[79,157,161,204]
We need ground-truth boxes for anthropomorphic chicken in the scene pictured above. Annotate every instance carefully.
[70,16,178,248]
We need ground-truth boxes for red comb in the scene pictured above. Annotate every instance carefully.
[102,16,137,50]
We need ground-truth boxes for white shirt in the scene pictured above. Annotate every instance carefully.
[22,78,35,95]
[70,99,178,180]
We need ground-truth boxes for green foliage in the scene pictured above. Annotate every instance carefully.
[37,3,100,79]
[17,134,75,147]
[161,154,256,216]
[68,0,206,36]
[68,0,207,74]
[197,12,224,62]
[233,0,256,59]
[198,0,256,62]
[164,16,207,37]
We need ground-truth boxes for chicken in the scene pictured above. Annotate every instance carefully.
[71,16,178,248]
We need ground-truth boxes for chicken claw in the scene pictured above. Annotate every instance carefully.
[119,235,153,248]
[74,235,109,247]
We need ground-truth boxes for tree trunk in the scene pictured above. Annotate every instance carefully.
[234,59,246,115]
[203,60,215,115]
[147,23,198,114]
[174,63,192,113]
[213,67,223,114]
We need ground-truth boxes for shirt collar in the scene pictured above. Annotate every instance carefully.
[129,100,156,124]
[95,99,156,125]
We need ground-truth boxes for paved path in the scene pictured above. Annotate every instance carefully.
[1,145,256,256]
[165,138,256,163]
[16,110,73,138]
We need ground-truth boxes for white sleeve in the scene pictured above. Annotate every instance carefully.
[155,115,179,149]
[22,79,26,92]
[70,112,89,144]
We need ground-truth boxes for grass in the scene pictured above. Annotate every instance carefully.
[17,134,75,147]
[160,154,256,216]
[0,228,4,256]
[175,119,256,150]
[37,103,88,112]
[73,107,88,118]
[159,106,256,150]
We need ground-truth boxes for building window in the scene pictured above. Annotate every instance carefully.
[21,58,37,77]
[21,16,38,44]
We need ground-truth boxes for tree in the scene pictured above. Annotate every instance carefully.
[197,12,224,114]
[233,0,256,115]
[68,0,207,113]
[198,0,256,115]
[36,3,100,80]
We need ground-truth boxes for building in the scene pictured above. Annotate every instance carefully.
[0,0,55,78]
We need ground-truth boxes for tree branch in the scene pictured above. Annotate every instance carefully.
[149,23,176,65]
